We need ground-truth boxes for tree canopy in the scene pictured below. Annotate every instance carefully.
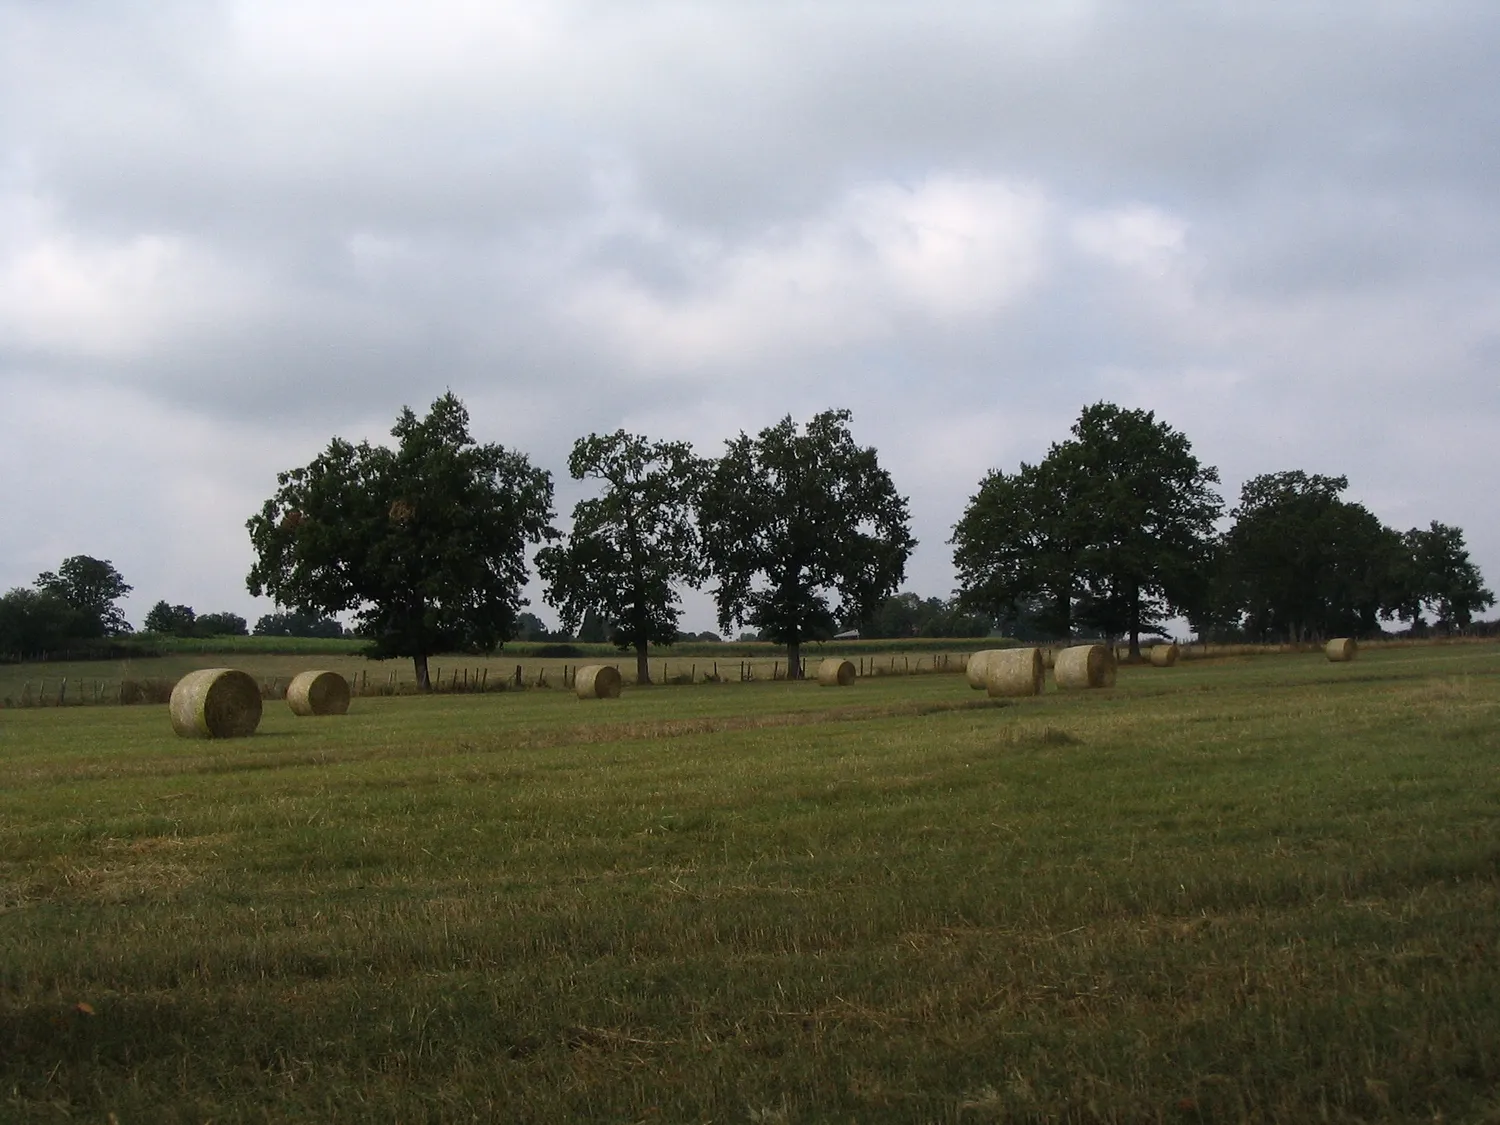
[856,592,991,639]
[1213,471,1403,641]
[699,410,914,676]
[253,610,346,638]
[35,555,133,638]
[537,431,706,684]
[1398,522,1494,631]
[246,393,555,688]
[953,403,1221,655]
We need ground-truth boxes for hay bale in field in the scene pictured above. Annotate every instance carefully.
[964,649,1010,689]
[169,668,262,738]
[1325,637,1357,662]
[1053,644,1116,690]
[1148,643,1179,668]
[984,647,1044,698]
[817,658,856,686]
[575,664,623,700]
[286,670,351,716]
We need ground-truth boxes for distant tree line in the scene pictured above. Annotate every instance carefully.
[952,404,1493,650]
[14,397,1483,670]
[0,556,134,659]
[247,396,916,686]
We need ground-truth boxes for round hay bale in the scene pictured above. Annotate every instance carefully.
[1148,643,1180,668]
[286,670,351,716]
[985,647,1044,697]
[575,664,623,699]
[1053,644,1116,690]
[169,668,262,739]
[817,658,856,686]
[964,649,1011,690]
[1325,637,1357,662]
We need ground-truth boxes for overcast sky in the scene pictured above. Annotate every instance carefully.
[3,1,1497,635]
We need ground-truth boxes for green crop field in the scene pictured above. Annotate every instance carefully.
[3,644,1498,1123]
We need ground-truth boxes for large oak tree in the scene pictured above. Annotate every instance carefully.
[954,403,1221,657]
[537,431,706,684]
[699,410,914,677]
[246,393,554,689]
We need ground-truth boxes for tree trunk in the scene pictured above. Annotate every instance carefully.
[413,653,431,692]
[1128,583,1142,661]
[787,640,802,680]
[635,641,651,685]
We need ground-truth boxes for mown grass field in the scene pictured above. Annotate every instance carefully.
[2,644,1498,1122]
[0,640,984,705]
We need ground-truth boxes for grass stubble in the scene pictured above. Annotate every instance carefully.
[1,645,1498,1122]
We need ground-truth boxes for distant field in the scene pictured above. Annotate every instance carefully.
[3,643,1499,1121]
[0,639,995,705]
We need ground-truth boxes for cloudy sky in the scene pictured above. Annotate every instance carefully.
[3,1,1497,634]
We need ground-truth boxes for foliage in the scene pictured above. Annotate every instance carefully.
[856,592,991,639]
[537,431,706,683]
[952,457,1086,640]
[1062,404,1222,654]
[35,555,133,638]
[253,610,347,638]
[195,612,249,637]
[699,410,915,674]
[143,601,197,637]
[1398,522,1494,631]
[246,393,555,688]
[0,587,76,657]
[512,612,557,642]
[1215,471,1405,640]
[953,403,1221,654]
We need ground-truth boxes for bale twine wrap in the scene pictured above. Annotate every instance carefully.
[964,649,1011,690]
[984,647,1044,698]
[1325,637,1357,662]
[575,664,623,700]
[1053,644,1116,690]
[286,670,351,716]
[1148,643,1180,668]
[169,668,263,738]
[817,658,856,687]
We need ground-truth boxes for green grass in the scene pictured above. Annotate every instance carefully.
[0,644,977,704]
[3,645,1499,1122]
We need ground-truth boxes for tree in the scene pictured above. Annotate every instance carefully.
[512,611,554,642]
[1400,522,1493,632]
[246,393,555,689]
[0,588,75,657]
[953,404,1221,656]
[35,555,133,638]
[698,410,915,677]
[1063,404,1222,657]
[952,457,1089,640]
[144,601,197,636]
[1217,471,1404,641]
[857,593,991,639]
[253,610,346,638]
[537,431,706,684]
[196,612,249,637]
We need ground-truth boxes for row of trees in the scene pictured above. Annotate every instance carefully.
[0,554,353,657]
[9,397,1488,672]
[0,556,134,657]
[248,396,916,686]
[952,405,1493,651]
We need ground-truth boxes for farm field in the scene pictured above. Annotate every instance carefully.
[2,644,1499,1122]
[0,641,983,705]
